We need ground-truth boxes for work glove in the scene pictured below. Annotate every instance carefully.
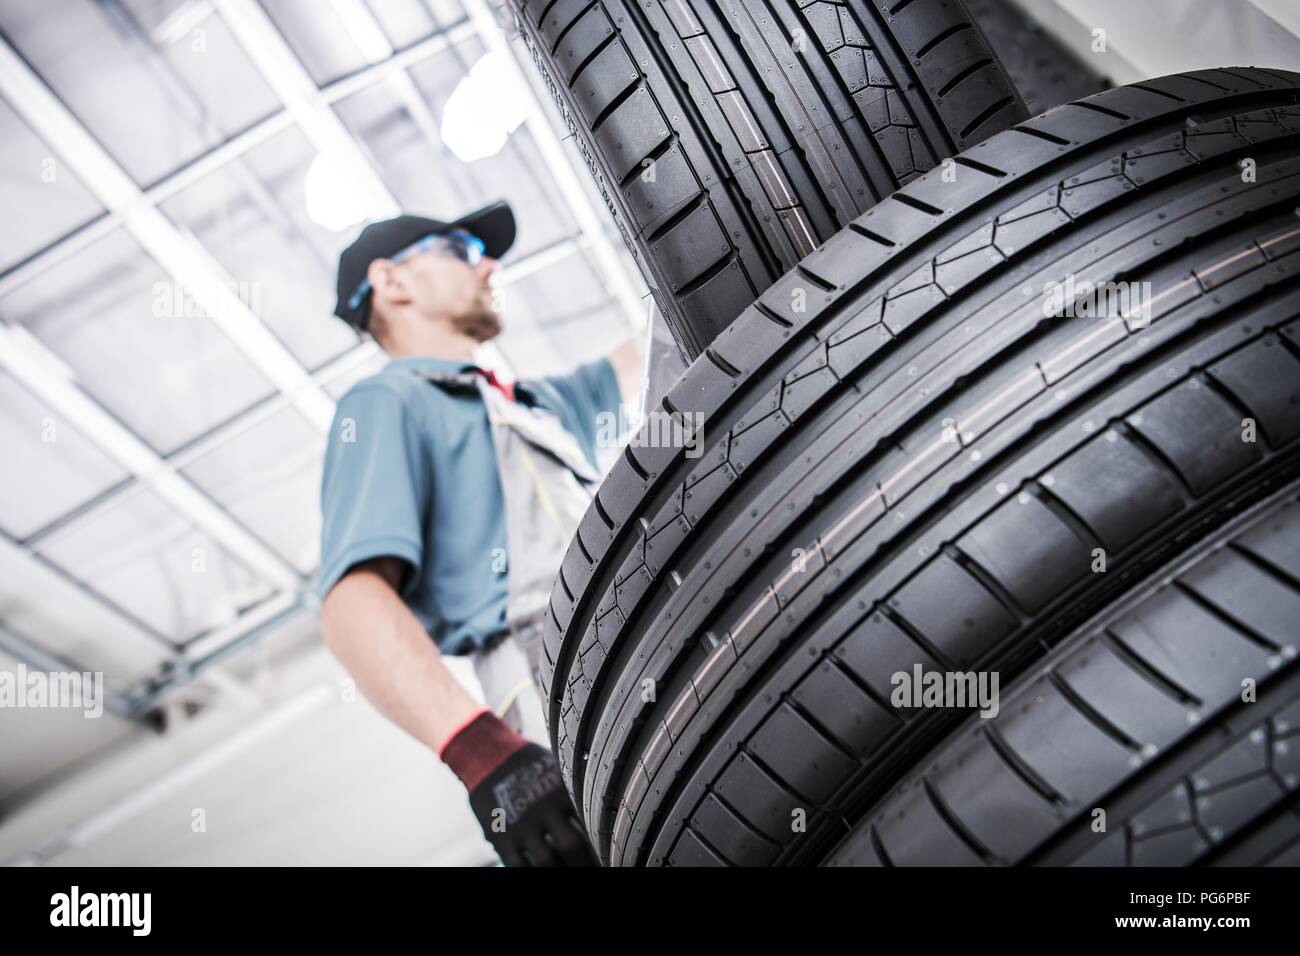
[441,709,599,866]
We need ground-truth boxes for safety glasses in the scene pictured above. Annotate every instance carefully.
[347,228,488,313]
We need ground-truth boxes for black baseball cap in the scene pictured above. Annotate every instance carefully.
[333,200,516,330]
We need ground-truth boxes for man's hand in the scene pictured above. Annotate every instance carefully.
[442,710,598,866]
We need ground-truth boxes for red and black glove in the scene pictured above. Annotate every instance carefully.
[440,709,598,867]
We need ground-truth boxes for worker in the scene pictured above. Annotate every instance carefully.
[317,201,640,866]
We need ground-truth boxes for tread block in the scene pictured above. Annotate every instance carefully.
[1129,382,1263,497]
[554,6,617,84]
[1236,499,1300,581]
[1130,781,1194,835]
[677,263,759,347]
[1131,824,1207,866]
[791,661,896,758]
[623,147,699,232]
[834,611,943,705]
[1182,549,1300,650]
[667,827,726,866]
[1071,830,1126,866]
[594,87,672,182]
[1197,775,1286,842]
[714,751,802,845]
[873,780,987,866]
[888,555,1020,667]
[1206,337,1300,448]
[652,202,733,290]
[573,41,639,126]
[958,492,1093,614]
[1047,430,1186,553]
[689,793,780,866]
[1054,640,1191,748]
[930,732,1062,861]
[749,703,857,804]
[533,0,589,37]
[1109,588,1275,705]
[995,677,1135,804]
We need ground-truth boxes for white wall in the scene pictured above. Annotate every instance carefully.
[0,622,496,867]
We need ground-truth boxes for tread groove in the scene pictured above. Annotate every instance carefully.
[1172,578,1283,652]
[946,543,1029,622]
[675,252,738,300]
[892,192,947,217]
[1113,422,1195,501]
[935,56,991,98]
[587,72,643,133]
[643,190,712,246]
[1130,83,1188,103]
[959,96,1017,140]
[918,23,975,62]
[869,824,894,866]
[1228,537,1300,593]
[1031,482,1104,551]
[953,156,1009,178]
[846,221,898,247]
[983,723,1067,807]
[1069,100,1133,122]
[705,346,743,379]
[549,0,599,56]
[1045,670,1142,752]
[878,603,958,672]
[922,775,998,863]
[1101,628,1203,707]
[1013,125,1071,146]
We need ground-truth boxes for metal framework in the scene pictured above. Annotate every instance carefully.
[0,0,648,715]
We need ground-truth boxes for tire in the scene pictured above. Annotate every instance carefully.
[540,66,1300,866]
[827,488,1300,867]
[965,0,1110,115]
[508,0,1027,360]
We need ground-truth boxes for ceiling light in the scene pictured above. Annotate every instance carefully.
[440,53,527,163]
[303,149,373,231]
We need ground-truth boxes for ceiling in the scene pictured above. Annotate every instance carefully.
[0,0,647,765]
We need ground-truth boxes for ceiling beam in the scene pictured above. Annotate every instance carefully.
[0,35,337,432]
[0,323,302,592]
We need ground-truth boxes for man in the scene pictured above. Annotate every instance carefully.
[317,201,639,866]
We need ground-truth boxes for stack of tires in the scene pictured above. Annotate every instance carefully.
[510,0,1300,866]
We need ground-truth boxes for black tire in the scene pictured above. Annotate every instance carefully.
[965,0,1110,115]
[827,488,1300,867]
[508,0,1027,360]
[540,66,1300,866]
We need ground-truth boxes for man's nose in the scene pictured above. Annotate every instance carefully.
[476,257,499,282]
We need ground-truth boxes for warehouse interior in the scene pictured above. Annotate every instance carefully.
[1,0,1298,867]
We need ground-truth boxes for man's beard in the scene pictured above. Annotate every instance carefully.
[452,304,502,343]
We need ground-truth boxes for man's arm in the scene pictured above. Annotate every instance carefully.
[321,555,598,866]
[321,556,480,751]
[607,335,642,405]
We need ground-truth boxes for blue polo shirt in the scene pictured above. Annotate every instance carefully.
[316,354,621,655]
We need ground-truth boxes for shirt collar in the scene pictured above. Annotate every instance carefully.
[387,355,477,377]
[387,355,537,406]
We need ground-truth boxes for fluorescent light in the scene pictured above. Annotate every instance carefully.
[304,149,374,231]
[440,54,526,163]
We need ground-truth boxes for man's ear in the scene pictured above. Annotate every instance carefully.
[368,258,412,310]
